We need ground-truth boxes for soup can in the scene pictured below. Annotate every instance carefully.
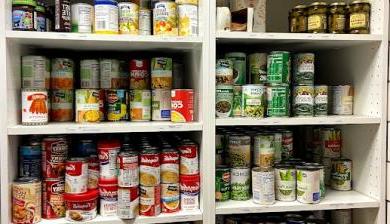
[331,158,352,191]
[130,59,150,90]
[178,4,198,36]
[153,1,178,36]
[232,85,242,117]
[161,183,180,213]
[216,59,234,85]
[296,165,321,204]
[267,51,291,84]
[140,148,160,186]
[117,187,139,219]
[266,84,290,117]
[71,3,93,33]
[252,167,275,205]
[130,90,151,121]
[275,163,296,201]
[228,135,251,168]
[151,57,173,89]
[180,174,200,210]
[22,55,50,89]
[139,9,151,35]
[161,148,180,184]
[152,89,171,121]
[216,165,230,201]
[314,85,328,116]
[42,136,68,178]
[331,85,354,115]
[171,89,194,122]
[98,178,118,216]
[225,52,246,85]
[106,89,129,121]
[22,89,49,125]
[178,141,199,175]
[88,155,100,190]
[140,185,161,216]
[80,59,100,89]
[242,84,266,118]
[50,89,74,122]
[118,2,139,34]
[230,167,250,201]
[216,85,233,118]
[98,139,121,180]
[51,58,74,90]
[65,158,88,194]
[249,53,267,84]
[293,53,315,85]
[75,89,101,123]
[42,178,65,219]
[117,151,139,187]
[293,85,314,116]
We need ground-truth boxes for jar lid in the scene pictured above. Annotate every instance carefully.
[64,189,99,201]
[310,2,327,6]
[330,2,347,6]
[293,5,307,9]
[13,0,37,7]
[351,0,370,4]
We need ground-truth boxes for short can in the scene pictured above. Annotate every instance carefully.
[216,59,234,85]
[118,2,139,34]
[153,1,178,36]
[98,178,119,216]
[22,89,49,125]
[178,4,198,36]
[87,155,100,189]
[19,145,42,178]
[225,52,246,85]
[252,167,275,205]
[216,165,230,202]
[282,130,294,159]
[320,127,342,158]
[293,53,315,85]
[266,84,290,117]
[64,189,99,222]
[228,135,251,168]
[12,0,36,31]
[140,185,161,216]
[140,148,161,186]
[230,167,250,201]
[51,58,74,89]
[171,89,194,122]
[248,53,268,84]
[75,89,101,123]
[65,157,88,194]
[50,89,74,122]
[152,89,171,121]
[80,59,100,89]
[331,158,352,191]
[314,85,328,116]
[275,163,296,202]
[331,209,352,224]
[98,139,121,180]
[253,134,275,168]
[161,148,180,183]
[117,186,139,219]
[293,85,314,116]
[151,57,173,89]
[296,165,321,204]
[232,85,242,117]
[22,55,50,89]
[94,0,119,34]
[42,178,65,219]
[71,3,93,33]
[267,51,291,84]
[100,59,121,89]
[106,89,129,121]
[216,85,234,118]
[161,183,180,213]
[42,136,68,178]
[130,89,152,121]
[180,174,200,210]
[139,9,151,35]
[130,59,150,90]
[242,84,266,118]
[117,151,139,187]
[178,141,199,175]
[331,85,354,115]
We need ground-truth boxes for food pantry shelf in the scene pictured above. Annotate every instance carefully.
[216,189,379,215]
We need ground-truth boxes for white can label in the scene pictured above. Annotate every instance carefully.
[297,170,320,204]
[95,4,118,33]
[252,170,275,205]
[22,90,49,124]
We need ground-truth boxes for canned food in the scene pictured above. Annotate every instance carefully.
[266,84,290,117]
[161,148,180,183]
[106,89,129,121]
[242,84,266,118]
[216,59,234,85]
[331,158,352,191]
[231,167,250,201]
[272,132,283,163]
[130,90,151,121]
[22,55,50,89]
[42,178,65,219]
[64,189,99,222]
[253,134,275,168]
[42,136,68,178]
[171,89,194,122]
[65,158,88,194]
[118,2,139,34]
[173,61,184,89]
[99,89,105,121]
[225,52,246,85]
[51,89,73,122]
[98,139,121,180]
[178,4,198,36]
[232,85,242,117]
[275,163,296,201]
[293,85,314,116]
[252,167,275,205]
[151,57,173,89]
[152,89,171,121]
[99,178,118,216]
[296,165,321,204]
[75,89,101,123]
[293,53,315,85]
[117,151,139,187]
[314,85,328,116]
[216,134,224,166]
[228,135,251,167]
[19,145,42,178]
[331,209,352,224]
[180,174,200,210]
[140,185,161,216]
[55,0,71,32]
[140,149,161,186]
[178,141,199,175]
[87,155,99,189]
[130,59,150,90]
[153,1,178,36]
[176,0,198,5]
[94,0,119,34]
[117,187,139,219]
[161,183,180,213]
[22,89,49,125]
[267,51,291,84]
[100,59,122,89]
[51,58,74,89]
[331,85,354,115]
[216,85,233,118]
[71,3,93,33]
[216,166,230,201]
[80,59,100,89]
[320,127,342,158]
[139,9,151,35]
[282,130,293,159]
[249,53,267,84]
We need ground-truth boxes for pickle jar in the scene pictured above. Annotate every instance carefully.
[349,1,370,34]
[289,5,307,33]
[328,2,347,34]
[307,2,328,33]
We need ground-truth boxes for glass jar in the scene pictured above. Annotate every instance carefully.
[12,0,37,31]
[349,1,371,34]
[307,2,328,33]
[328,2,346,34]
[289,5,307,33]
[34,1,46,32]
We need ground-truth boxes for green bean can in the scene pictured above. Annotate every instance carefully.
[275,163,296,202]
[267,51,291,84]
[228,135,251,168]
[230,167,250,201]
[242,84,266,118]
[225,52,246,85]
[293,53,315,85]
[216,85,234,118]
[216,59,234,84]
[216,166,231,201]
[331,158,352,191]
[266,84,290,117]
[293,85,314,116]
[249,53,267,84]
[314,85,328,116]
[232,85,242,117]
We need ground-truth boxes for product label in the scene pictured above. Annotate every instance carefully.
[350,13,366,29]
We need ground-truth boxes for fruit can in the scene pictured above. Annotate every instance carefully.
[171,89,194,122]
[22,55,50,89]
[216,85,233,118]
[242,84,266,118]
[267,51,291,84]
[94,0,119,34]
[98,139,121,180]
[331,85,354,115]
[22,89,49,125]
[151,57,173,89]
[253,134,275,168]
[139,9,152,35]
[331,209,352,224]
[293,53,315,85]
[161,148,180,183]
[130,90,152,121]
[118,2,139,34]
[232,85,242,117]
[249,53,268,84]
[65,158,88,194]
[228,135,251,168]
[282,130,293,159]
[266,84,290,117]
[161,183,180,213]
[180,174,200,210]
[42,136,68,178]
[42,178,65,219]
[100,59,121,89]
[75,89,101,123]
[153,1,178,36]
[252,167,275,205]
[275,163,296,202]
[178,4,198,36]
[130,59,150,90]
[314,85,328,116]
[50,89,73,122]
[140,185,161,216]
[106,89,129,121]
[117,186,139,219]
[71,3,93,33]
[80,59,100,89]
[178,141,199,175]
[296,165,321,204]
[215,165,230,202]
[140,149,161,186]
[19,145,42,178]
[152,89,171,121]
[51,58,74,89]
[12,177,42,224]
[230,167,250,201]
[331,158,352,191]
[117,151,139,187]
[320,127,342,158]
[293,85,314,116]
[216,59,234,85]
[88,155,100,189]
[225,52,246,85]
[99,180,119,216]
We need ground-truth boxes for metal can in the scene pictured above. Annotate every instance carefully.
[153,1,178,36]
[118,2,139,34]
[139,9,151,35]
[130,89,152,121]
[178,4,198,36]
[152,89,171,121]
[100,59,121,89]
[98,139,121,180]
[75,89,101,123]
[151,57,173,89]
[71,3,93,33]
[282,130,293,159]
[267,51,291,84]
[106,89,129,121]
[293,53,315,85]
[55,0,71,32]
[12,177,42,224]
[176,0,198,4]
[65,157,88,194]
[140,185,161,216]
[51,58,74,89]
[320,127,342,158]
[117,187,139,219]
[225,52,246,85]
[98,178,118,216]
[161,148,180,183]
[117,151,139,187]
[331,85,354,115]
[252,167,275,205]
[216,59,234,85]
[266,84,290,117]
[99,89,106,121]
[293,85,314,116]
[94,0,118,34]
[22,89,49,125]
[64,189,99,221]
[80,59,100,89]
[272,132,283,163]
[249,53,267,84]
[22,55,50,89]
[216,134,225,166]
[180,174,200,210]
[19,145,42,178]
[178,141,199,175]
[42,178,65,219]
[228,135,251,168]
[331,209,352,224]
[230,167,250,201]
[275,163,296,202]
[216,165,230,201]
[216,85,233,118]
[242,84,266,118]
[296,165,321,204]
[88,155,100,189]
[161,183,180,213]
[140,148,160,186]
[42,136,68,178]
[253,134,274,168]
[331,158,352,191]
[314,85,328,116]
[50,89,74,122]
[171,89,194,122]
[232,85,242,117]
[130,59,150,90]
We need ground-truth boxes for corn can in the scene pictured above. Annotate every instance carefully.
[75,89,101,123]
[118,2,139,34]
[252,167,275,205]
[139,9,151,35]
[152,89,171,121]
[51,58,74,90]
[331,158,352,191]
[130,90,151,121]
[153,1,178,36]
[80,59,100,89]
[178,4,198,36]
[293,85,314,116]
[22,89,49,125]
[50,89,74,122]
[151,57,173,89]
[106,89,129,121]
[22,55,50,89]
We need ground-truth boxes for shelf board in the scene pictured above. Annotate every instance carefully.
[6,31,203,51]
[216,115,381,126]
[216,189,379,215]
[39,209,202,224]
[7,122,203,135]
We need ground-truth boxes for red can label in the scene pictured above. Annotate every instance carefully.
[98,140,120,180]
[88,155,100,190]
[171,89,194,122]
[99,183,118,216]
[42,178,65,219]
[161,150,179,183]
[65,159,88,194]
[140,153,160,186]
[117,153,139,187]
[180,174,200,211]
[178,143,199,175]
[130,59,150,90]
[118,187,139,219]
[140,185,161,216]
[42,137,68,178]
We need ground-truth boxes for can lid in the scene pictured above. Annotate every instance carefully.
[13,0,37,7]
[64,189,99,201]
[310,2,327,6]
[351,0,370,4]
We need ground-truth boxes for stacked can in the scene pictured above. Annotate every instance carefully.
[161,147,180,213]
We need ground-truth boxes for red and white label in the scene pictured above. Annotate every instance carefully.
[117,154,139,187]
[99,184,118,216]
[88,156,99,190]
[65,198,97,222]
[42,179,65,219]
[98,143,120,180]
[65,159,88,194]
[140,185,161,216]
[171,89,194,122]
[180,174,200,211]
[117,187,139,219]
[140,153,160,186]
[42,138,68,178]
[161,150,179,184]
[178,144,199,175]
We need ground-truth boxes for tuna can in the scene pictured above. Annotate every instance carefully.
[80,59,100,89]
[266,84,290,117]
[151,57,173,89]
[98,178,118,216]
[65,158,88,194]
[51,58,74,90]
[296,165,321,204]
[94,0,118,34]
[320,127,342,158]
[331,85,354,115]
[117,151,139,187]
[19,145,42,178]
[216,59,234,85]
[98,139,121,180]
[178,4,198,36]
[87,155,100,189]
[71,3,93,33]
[180,174,200,210]
[152,89,171,121]
[153,1,178,36]
[293,53,315,85]
[232,85,242,117]
[140,185,161,216]
[216,85,233,118]
[42,178,65,219]
[331,158,352,191]
[252,167,275,205]
[106,89,129,121]
[253,134,275,168]
[118,2,139,34]
[178,141,199,175]
[100,59,121,89]
[130,90,151,121]
[139,9,151,35]
[282,130,293,159]
[117,187,139,219]
[161,148,180,183]
[248,53,267,84]
[267,51,291,84]
[225,52,246,85]
[50,89,73,122]
[228,135,251,168]
[22,89,49,125]
[161,183,180,213]
[230,167,250,201]
[22,55,50,89]
[75,89,101,123]
[216,165,230,201]
[42,136,68,178]
[242,84,266,118]
[293,85,314,116]
[275,163,296,202]
[130,59,150,90]
[140,148,160,186]
[331,209,352,224]
[314,85,328,116]
[171,89,194,122]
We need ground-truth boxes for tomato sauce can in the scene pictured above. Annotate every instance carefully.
[171,89,194,122]
[19,145,42,178]
[42,178,65,219]
[106,89,129,121]
[65,158,88,194]
[180,174,200,211]
[130,59,150,90]
[178,4,198,36]
[153,1,178,36]
[22,55,50,89]
[22,89,49,125]
[42,136,68,178]
[152,89,171,121]
[161,148,180,183]
[130,90,151,121]
[140,148,161,186]
[118,2,139,34]
[51,58,74,89]
[75,89,101,123]
[98,139,121,180]
[161,183,180,213]
[99,178,119,216]
[88,155,100,190]
[178,141,199,175]
[117,186,139,219]
[50,89,74,122]
[140,185,161,216]
[117,151,139,187]
[64,189,99,222]
[80,59,100,89]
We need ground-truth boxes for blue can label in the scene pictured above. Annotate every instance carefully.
[13,10,34,30]
[19,145,42,178]
[36,16,46,31]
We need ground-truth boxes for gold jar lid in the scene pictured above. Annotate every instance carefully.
[351,0,370,5]
[310,2,327,7]
[330,2,347,6]
[293,4,307,9]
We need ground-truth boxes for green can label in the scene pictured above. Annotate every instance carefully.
[249,53,267,84]
[293,86,314,116]
[216,85,234,118]
[267,51,291,84]
[242,85,266,118]
[231,168,250,201]
[232,85,242,117]
[266,85,290,117]
[216,166,231,201]
[225,52,247,85]
[293,53,315,85]
[314,85,328,116]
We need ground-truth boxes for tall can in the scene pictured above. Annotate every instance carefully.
[55,0,71,32]
[71,3,93,33]
[230,167,250,201]
[106,89,129,121]
[282,130,293,159]
[171,89,194,122]
[161,183,180,213]
[178,141,199,175]
[215,166,230,201]
[80,59,100,89]
[130,90,151,121]
[42,178,65,219]
[216,85,233,118]
[75,89,101,123]
[22,55,50,89]
[272,132,283,163]
[225,52,246,85]
[51,58,74,90]
[99,178,118,216]
[152,89,171,121]
[151,57,173,89]
[253,134,275,168]
[153,1,178,36]
[314,85,328,116]
[293,85,314,116]
[305,162,325,198]
[331,158,352,191]
[94,0,119,34]
[296,165,321,204]
[139,9,151,35]
[88,155,100,189]
[275,163,296,201]
[65,157,88,194]
[178,4,198,36]
[100,59,121,89]
[267,51,291,84]
[331,85,354,115]
[266,84,290,117]
[50,89,73,122]
[117,151,139,187]
[161,148,180,183]
[249,53,267,84]
[117,187,139,219]
[98,139,121,180]
[232,85,242,117]
[118,2,139,34]
[216,59,234,85]
[140,185,161,216]
[19,145,42,178]
[252,167,275,205]
[130,59,150,90]
[42,136,68,178]
[180,174,200,210]
[293,53,315,85]
[320,127,342,158]
[140,148,161,186]
[228,135,251,168]
[22,89,49,125]
[242,84,266,118]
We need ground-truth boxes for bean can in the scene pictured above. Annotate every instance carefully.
[293,53,315,85]
[140,148,160,186]
[314,85,328,116]
[296,165,321,204]
[267,84,290,117]
[242,84,266,118]
[153,1,178,36]
[118,2,139,34]
[19,145,42,178]
[231,167,250,201]
[22,55,50,89]
[130,90,151,121]
[140,185,161,216]
[117,151,139,187]
[117,187,139,219]
[98,139,121,180]
[152,89,171,121]
[228,135,251,168]
[151,57,173,89]
[161,148,180,183]
[71,3,93,33]
[51,89,73,122]
[171,89,194,122]
[94,0,118,34]
[320,127,342,158]
[42,136,68,178]
[178,141,199,175]
[331,85,354,115]
[42,178,65,219]
[249,53,267,84]
[331,158,352,191]
[216,166,230,201]
[252,167,275,205]
[180,174,200,210]
[161,183,180,213]
[130,59,150,90]
[216,59,234,84]
[225,52,246,85]
[80,59,100,89]
[267,51,291,84]
[253,134,275,168]
[75,89,101,123]
[106,89,129,121]
[65,158,88,194]
[22,89,49,125]
[216,85,233,118]
[275,163,296,201]
[293,85,314,116]
[178,4,198,36]
[51,58,74,89]
[139,9,151,35]
[232,85,242,117]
